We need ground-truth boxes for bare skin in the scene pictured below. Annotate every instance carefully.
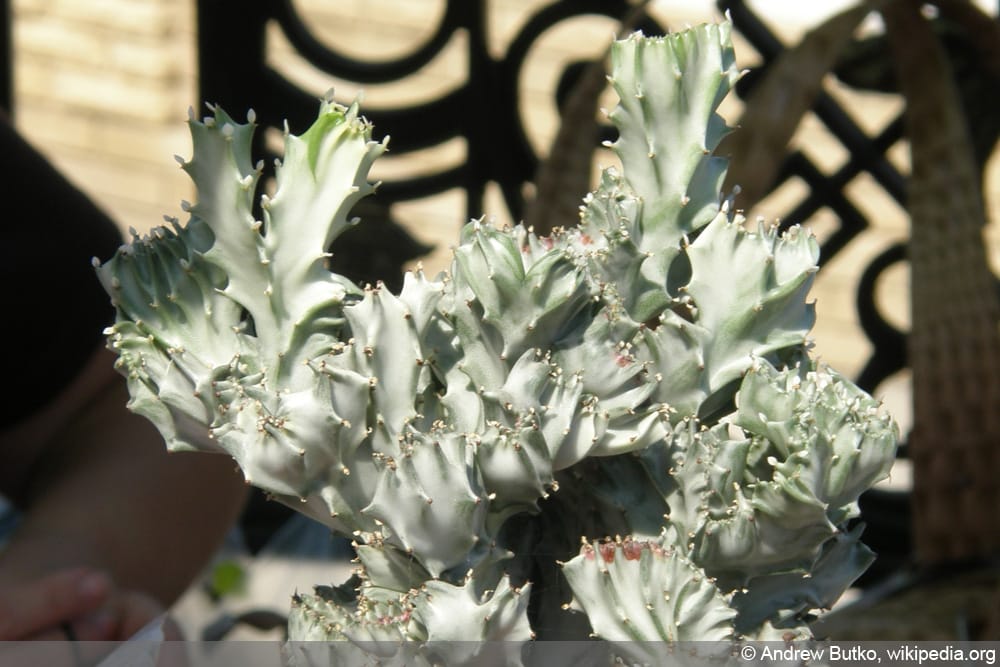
[0,345,247,640]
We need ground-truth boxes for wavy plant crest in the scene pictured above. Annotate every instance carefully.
[97,20,896,662]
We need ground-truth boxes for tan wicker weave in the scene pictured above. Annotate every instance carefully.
[885,0,1000,564]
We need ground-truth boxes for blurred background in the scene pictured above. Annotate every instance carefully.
[10,0,1000,426]
[5,0,1000,639]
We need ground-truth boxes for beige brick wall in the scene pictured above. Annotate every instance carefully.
[11,0,197,236]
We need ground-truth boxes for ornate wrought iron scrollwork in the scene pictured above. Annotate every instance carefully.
[201,1,663,218]
[196,0,937,399]
[193,0,1000,580]
[196,0,1000,458]
[857,243,908,396]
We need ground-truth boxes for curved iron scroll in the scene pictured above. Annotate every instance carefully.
[198,0,663,224]
[196,0,962,397]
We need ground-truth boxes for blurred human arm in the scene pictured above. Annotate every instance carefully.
[0,330,248,641]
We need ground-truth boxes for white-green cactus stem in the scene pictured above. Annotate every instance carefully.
[96,19,897,649]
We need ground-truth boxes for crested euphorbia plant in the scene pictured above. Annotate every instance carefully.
[96,20,896,663]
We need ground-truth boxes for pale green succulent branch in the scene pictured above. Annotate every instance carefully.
[96,19,897,659]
